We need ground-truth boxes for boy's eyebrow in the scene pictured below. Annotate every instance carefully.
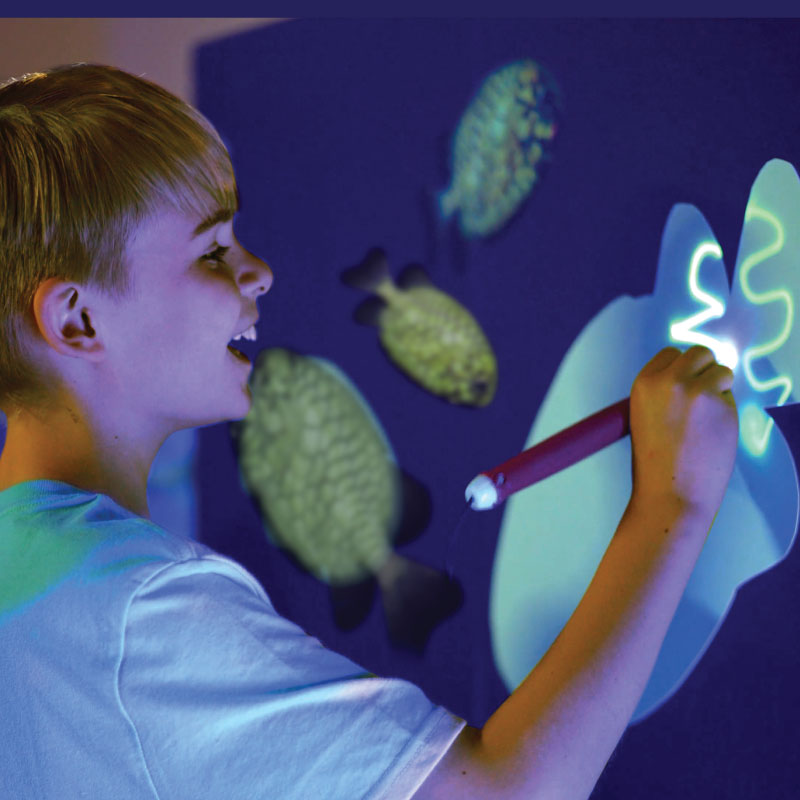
[192,208,235,238]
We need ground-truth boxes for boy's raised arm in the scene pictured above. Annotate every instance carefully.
[415,345,739,800]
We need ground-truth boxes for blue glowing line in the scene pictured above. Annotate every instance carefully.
[670,242,738,369]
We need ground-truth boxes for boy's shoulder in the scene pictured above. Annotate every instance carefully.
[0,479,248,611]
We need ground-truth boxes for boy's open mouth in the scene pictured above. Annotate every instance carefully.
[227,322,258,361]
[227,344,249,360]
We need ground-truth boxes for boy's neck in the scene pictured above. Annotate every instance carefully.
[0,404,154,519]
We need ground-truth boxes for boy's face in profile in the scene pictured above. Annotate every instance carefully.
[104,202,273,432]
[0,195,273,519]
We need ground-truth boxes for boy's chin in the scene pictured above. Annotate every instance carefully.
[184,398,252,431]
[181,381,252,430]
[224,384,253,422]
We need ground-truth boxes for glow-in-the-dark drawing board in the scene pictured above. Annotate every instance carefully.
[490,159,800,723]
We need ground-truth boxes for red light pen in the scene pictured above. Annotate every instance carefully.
[465,397,631,510]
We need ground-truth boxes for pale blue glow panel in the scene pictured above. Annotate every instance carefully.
[490,159,800,723]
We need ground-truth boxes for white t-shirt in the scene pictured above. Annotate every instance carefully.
[0,480,464,799]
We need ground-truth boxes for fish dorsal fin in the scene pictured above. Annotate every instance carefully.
[352,296,386,327]
[341,247,392,293]
[396,264,434,290]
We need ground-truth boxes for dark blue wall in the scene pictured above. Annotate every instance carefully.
[195,20,800,799]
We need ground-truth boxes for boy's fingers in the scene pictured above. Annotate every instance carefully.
[640,344,720,379]
[695,363,736,393]
[677,344,717,377]
[637,345,736,401]
[638,346,682,377]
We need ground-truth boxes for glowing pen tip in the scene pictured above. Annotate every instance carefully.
[717,341,739,371]
[465,474,499,511]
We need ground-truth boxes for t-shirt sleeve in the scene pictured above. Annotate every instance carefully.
[116,555,465,800]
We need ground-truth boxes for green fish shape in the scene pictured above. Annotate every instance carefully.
[438,58,561,238]
[229,347,462,650]
[341,247,498,407]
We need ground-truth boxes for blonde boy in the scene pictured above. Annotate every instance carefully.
[0,64,739,799]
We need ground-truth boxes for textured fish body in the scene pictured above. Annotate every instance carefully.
[231,347,464,650]
[234,347,399,584]
[439,59,561,237]
[342,248,498,407]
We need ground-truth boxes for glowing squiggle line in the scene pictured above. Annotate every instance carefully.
[738,204,794,456]
[670,242,738,369]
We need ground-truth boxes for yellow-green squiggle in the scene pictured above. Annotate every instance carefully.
[738,203,793,456]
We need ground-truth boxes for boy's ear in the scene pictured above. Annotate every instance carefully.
[32,278,106,362]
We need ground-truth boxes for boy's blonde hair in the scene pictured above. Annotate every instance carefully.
[0,63,238,413]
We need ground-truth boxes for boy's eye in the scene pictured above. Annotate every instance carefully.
[201,245,230,268]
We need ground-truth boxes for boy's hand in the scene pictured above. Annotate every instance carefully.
[629,345,739,522]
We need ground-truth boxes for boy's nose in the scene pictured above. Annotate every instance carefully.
[241,251,273,296]
[256,261,273,295]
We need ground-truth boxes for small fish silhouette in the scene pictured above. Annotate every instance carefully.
[342,247,498,407]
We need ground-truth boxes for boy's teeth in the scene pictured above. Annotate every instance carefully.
[232,324,257,342]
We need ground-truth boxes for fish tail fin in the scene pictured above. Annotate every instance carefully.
[396,263,434,290]
[376,553,463,653]
[341,247,392,294]
[437,185,458,222]
[432,120,456,223]
[329,577,378,631]
[419,185,452,267]
[352,296,386,327]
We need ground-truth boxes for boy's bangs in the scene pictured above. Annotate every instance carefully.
[154,144,239,227]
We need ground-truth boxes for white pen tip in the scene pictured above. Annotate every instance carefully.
[465,474,499,511]
[717,341,739,371]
